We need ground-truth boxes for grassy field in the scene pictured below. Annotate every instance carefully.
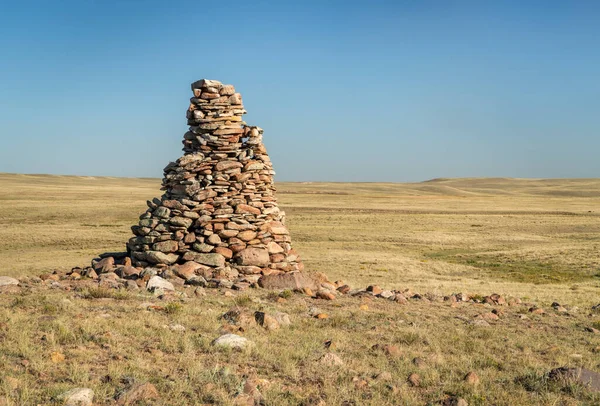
[0,173,599,405]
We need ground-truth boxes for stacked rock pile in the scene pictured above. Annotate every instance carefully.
[123,79,303,281]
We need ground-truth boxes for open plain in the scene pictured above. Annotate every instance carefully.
[0,173,599,405]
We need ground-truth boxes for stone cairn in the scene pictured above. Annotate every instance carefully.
[123,79,303,283]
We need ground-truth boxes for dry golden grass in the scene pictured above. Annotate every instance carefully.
[0,173,599,405]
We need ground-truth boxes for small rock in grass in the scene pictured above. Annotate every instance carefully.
[367,285,382,295]
[168,324,185,332]
[378,290,394,299]
[470,319,490,327]
[0,276,19,287]
[254,312,280,330]
[548,367,600,392]
[394,294,408,304]
[59,388,94,406]
[529,306,544,315]
[117,382,159,405]
[408,373,421,387]
[372,344,401,357]
[337,285,351,294]
[585,327,599,334]
[212,334,253,350]
[374,371,392,381]
[318,353,344,366]
[464,371,480,385]
[273,311,291,326]
[315,290,335,300]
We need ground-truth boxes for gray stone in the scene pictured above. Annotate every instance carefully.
[184,252,225,267]
[147,276,175,292]
[59,388,94,406]
[0,276,19,287]
[212,334,253,349]
[549,367,600,392]
[145,251,179,265]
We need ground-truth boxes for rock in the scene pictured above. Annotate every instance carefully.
[258,272,318,290]
[318,353,344,366]
[585,327,600,334]
[254,312,280,330]
[0,276,19,287]
[212,334,253,350]
[374,371,392,382]
[184,252,225,267]
[548,367,600,392]
[235,248,269,267]
[272,312,291,326]
[464,371,480,385]
[408,373,421,387]
[367,285,382,295]
[146,276,175,292]
[59,388,94,406]
[266,241,285,254]
[117,382,159,405]
[529,306,545,315]
[93,257,115,273]
[214,247,233,259]
[372,344,401,358]
[479,312,499,321]
[153,240,179,253]
[378,290,394,299]
[145,251,179,265]
[470,319,490,327]
[394,294,408,304]
[337,284,351,294]
[172,261,202,280]
[168,324,186,332]
[186,276,207,286]
[220,309,256,330]
[316,290,335,300]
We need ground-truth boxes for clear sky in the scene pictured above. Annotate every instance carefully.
[0,1,598,182]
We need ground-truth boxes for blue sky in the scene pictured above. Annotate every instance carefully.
[0,1,598,181]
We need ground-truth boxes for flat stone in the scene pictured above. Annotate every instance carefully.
[184,252,225,267]
[235,247,269,267]
[318,353,343,366]
[0,276,19,287]
[59,388,94,406]
[267,241,284,254]
[93,257,115,273]
[549,367,600,392]
[169,217,193,228]
[236,204,261,215]
[212,334,253,349]
[145,251,179,265]
[117,382,159,405]
[152,240,179,253]
[172,261,203,280]
[147,276,175,292]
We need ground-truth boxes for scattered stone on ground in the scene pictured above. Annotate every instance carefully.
[548,367,600,392]
[0,276,19,287]
[59,388,94,406]
[212,334,253,350]
[408,373,421,387]
[117,382,159,405]
[464,371,480,385]
[318,353,344,366]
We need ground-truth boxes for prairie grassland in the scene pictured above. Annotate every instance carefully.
[0,173,599,405]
